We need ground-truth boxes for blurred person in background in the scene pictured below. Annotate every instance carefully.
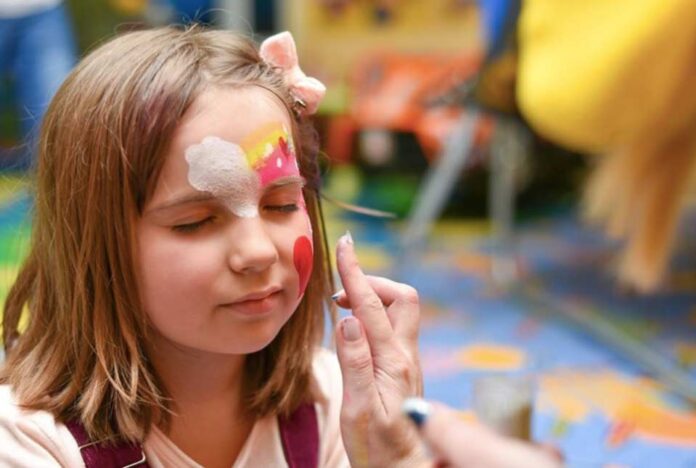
[0,0,76,170]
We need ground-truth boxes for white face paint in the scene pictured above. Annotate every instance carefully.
[185,136,261,218]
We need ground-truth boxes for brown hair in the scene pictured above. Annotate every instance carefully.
[1,26,334,443]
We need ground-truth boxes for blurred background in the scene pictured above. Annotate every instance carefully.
[1,0,696,465]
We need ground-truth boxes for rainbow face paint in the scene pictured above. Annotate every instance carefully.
[185,123,300,218]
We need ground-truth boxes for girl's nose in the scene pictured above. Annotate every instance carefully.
[227,217,279,274]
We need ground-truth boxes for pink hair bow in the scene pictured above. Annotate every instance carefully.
[260,31,326,116]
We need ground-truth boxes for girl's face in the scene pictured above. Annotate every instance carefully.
[136,86,313,355]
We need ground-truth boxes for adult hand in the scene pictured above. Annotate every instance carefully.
[403,398,563,468]
[333,232,426,467]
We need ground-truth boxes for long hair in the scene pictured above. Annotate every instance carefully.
[1,26,334,443]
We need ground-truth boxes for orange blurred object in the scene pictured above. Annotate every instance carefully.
[348,52,493,161]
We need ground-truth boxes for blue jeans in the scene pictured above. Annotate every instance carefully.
[0,3,76,170]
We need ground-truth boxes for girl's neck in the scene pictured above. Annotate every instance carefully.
[148,334,254,468]
[148,334,247,404]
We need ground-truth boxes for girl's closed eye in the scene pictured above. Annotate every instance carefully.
[262,185,304,215]
[172,216,215,233]
[264,203,299,213]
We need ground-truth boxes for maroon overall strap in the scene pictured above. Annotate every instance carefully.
[65,402,318,468]
[64,420,149,468]
[278,402,319,468]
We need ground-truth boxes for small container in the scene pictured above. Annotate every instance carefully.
[472,374,534,440]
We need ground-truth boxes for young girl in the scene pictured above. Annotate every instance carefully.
[0,26,426,467]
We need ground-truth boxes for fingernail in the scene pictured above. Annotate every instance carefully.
[402,397,431,429]
[343,230,353,245]
[331,290,344,301]
[341,316,361,341]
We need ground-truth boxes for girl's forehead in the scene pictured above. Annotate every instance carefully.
[149,87,296,207]
[177,87,292,146]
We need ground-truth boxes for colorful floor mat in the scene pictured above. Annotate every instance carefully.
[326,205,696,467]
[2,174,696,467]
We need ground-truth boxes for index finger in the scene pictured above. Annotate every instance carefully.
[336,232,395,348]
[333,275,420,344]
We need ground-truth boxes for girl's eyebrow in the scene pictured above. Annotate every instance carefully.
[146,176,306,214]
[263,175,306,192]
[147,192,217,214]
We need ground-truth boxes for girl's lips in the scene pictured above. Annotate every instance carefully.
[221,289,282,315]
[229,286,282,303]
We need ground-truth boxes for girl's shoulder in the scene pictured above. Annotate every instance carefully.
[0,384,83,466]
[310,347,342,405]
[309,348,350,467]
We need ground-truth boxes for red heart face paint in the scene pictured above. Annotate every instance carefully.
[293,235,313,298]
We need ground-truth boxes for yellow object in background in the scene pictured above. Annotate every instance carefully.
[109,0,148,16]
[517,0,696,154]
[515,0,696,292]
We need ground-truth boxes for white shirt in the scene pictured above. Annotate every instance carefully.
[0,348,349,467]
